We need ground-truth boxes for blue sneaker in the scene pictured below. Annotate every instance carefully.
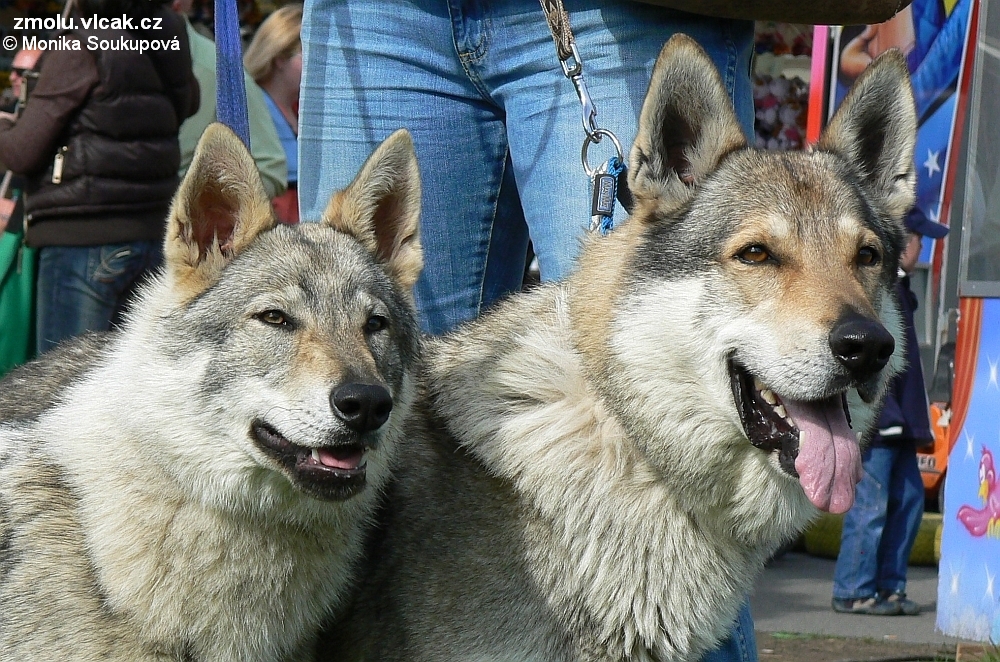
[831,595,902,615]
[880,590,921,615]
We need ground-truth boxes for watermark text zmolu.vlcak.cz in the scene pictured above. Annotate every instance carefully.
[14,14,167,31]
[3,14,181,52]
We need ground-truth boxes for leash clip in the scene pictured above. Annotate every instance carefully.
[540,0,632,231]
[560,42,598,137]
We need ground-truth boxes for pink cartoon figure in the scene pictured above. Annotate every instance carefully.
[957,447,1000,538]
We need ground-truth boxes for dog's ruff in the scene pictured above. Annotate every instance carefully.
[318,36,918,662]
[0,124,423,662]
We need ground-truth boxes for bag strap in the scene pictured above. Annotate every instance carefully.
[215,0,251,148]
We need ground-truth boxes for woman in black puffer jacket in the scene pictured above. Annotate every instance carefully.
[0,0,197,354]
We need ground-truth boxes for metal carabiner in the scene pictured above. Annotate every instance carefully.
[581,128,624,179]
[560,42,598,138]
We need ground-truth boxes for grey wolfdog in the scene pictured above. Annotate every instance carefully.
[0,124,423,661]
[317,35,917,662]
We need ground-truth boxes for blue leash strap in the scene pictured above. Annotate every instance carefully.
[215,0,251,149]
[589,155,625,236]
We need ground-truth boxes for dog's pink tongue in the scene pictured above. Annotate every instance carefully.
[785,397,861,514]
[316,448,363,470]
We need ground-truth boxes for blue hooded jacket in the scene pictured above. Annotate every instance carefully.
[873,276,935,446]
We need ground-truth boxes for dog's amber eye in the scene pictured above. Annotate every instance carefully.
[365,315,387,333]
[258,310,288,326]
[738,245,772,264]
[857,247,881,266]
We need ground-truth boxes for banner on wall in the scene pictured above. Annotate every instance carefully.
[937,298,1000,642]
[829,0,974,262]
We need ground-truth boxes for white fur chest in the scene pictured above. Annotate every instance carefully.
[37,355,364,661]
[438,292,792,661]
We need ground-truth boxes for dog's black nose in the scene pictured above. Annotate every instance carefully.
[331,383,393,433]
[829,312,895,380]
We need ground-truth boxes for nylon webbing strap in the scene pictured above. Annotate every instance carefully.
[215,0,251,149]
[539,0,574,62]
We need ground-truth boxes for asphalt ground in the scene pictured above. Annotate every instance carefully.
[751,551,969,646]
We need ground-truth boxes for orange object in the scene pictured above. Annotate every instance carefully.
[918,402,951,509]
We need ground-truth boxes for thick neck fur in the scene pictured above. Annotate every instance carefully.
[31,276,398,662]
[426,274,809,661]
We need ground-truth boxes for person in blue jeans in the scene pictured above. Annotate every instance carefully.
[299,1,755,658]
[831,208,949,616]
[299,0,754,333]
[34,242,164,352]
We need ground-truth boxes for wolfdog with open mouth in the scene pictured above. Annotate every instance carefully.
[317,34,917,662]
[0,123,423,661]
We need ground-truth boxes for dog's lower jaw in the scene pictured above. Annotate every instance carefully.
[250,421,370,501]
[727,359,861,514]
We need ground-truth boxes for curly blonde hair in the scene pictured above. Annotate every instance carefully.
[243,4,303,86]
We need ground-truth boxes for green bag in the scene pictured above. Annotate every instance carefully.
[0,230,36,377]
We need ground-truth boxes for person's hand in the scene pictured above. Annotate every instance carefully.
[840,25,878,79]
[0,111,18,123]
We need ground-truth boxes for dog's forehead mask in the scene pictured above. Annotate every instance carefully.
[185,225,401,326]
[629,148,900,283]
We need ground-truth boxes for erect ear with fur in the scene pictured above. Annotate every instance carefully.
[627,34,747,208]
[164,123,276,294]
[321,129,423,292]
[816,50,917,222]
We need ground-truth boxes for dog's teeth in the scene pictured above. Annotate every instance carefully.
[799,430,807,445]
[753,377,765,392]
[774,404,787,419]
[760,389,777,405]
[311,448,321,464]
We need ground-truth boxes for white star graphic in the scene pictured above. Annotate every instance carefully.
[951,564,961,595]
[989,355,999,390]
[929,205,942,223]
[924,149,942,178]
[966,431,975,460]
[986,566,996,601]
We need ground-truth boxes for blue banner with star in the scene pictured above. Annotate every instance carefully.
[831,0,974,262]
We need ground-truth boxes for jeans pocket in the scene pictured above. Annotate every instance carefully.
[91,244,135,284]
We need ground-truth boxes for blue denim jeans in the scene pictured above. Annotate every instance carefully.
[703,601,757,662]
[832,444,925,599]
[300,0,754,334]
[35,241,163,354]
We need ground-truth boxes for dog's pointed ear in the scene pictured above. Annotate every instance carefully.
[628,34,747,208]
[322,129,423,292]
[817,50,917,222]
[164,123,276,292]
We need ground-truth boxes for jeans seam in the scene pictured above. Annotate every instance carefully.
[724,20,738,105]
[477,144,511,317]
[450,0,493,100]
[738,607,752,661]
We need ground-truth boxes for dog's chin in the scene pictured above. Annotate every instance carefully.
[250,420,370,501]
